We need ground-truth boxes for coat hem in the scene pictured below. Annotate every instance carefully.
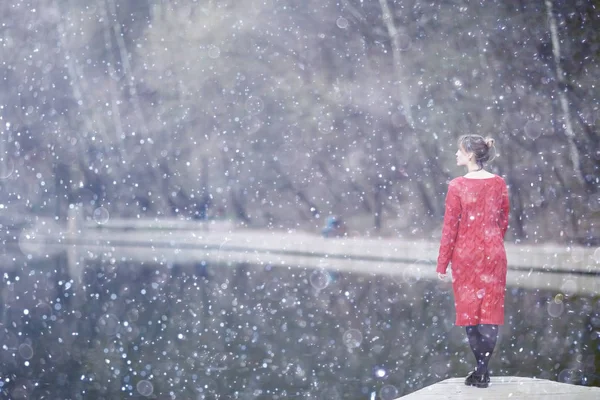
[455,320,504,326]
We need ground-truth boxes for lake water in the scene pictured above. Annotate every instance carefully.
[0,249,598,399]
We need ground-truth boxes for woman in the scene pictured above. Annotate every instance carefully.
[437,135,510,388]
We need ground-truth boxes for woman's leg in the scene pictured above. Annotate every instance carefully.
[465,325,484,373]
[465,324,498,375]
[477,324,498,375]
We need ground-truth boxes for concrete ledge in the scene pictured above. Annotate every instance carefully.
[83,217,235,232]
[77,228,600,294]
[400,376,600,399]
[17,217,600,294]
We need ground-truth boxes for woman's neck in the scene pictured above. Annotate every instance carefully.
[466,166,483,173]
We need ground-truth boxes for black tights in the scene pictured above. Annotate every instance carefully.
[465,324,498,375]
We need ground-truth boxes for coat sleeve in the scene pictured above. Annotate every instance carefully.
[437,181,461,274]
[499,180,510,238]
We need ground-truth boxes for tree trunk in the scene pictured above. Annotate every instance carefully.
[505,150,526,240]
[54,163,72,222]
[272,162,320,218]
[373,183,383,232]
[552,166,579,240]
[198,156,211,220]
[230,188,250,223]
[544,0,584,184]
[106,0,150,138]
[416,181,437,218]
[379,0,414,126]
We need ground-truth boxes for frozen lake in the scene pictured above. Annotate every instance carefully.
[0,247,597,399]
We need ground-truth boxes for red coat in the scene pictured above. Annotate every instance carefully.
[437,175,510,326]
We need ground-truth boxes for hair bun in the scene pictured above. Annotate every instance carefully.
[485,137,495,148]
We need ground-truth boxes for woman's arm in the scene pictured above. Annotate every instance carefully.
[437,181,461,274]
[499,181,510,238]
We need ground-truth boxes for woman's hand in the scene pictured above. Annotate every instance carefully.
[437,272,447,280]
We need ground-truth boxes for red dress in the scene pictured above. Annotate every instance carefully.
[437,175,510,326]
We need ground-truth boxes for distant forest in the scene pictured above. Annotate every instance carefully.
[1,0,599,244]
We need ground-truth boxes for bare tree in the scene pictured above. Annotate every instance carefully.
[378,0,414,126]
[544,0,583,184]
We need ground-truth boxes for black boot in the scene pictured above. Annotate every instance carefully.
[465,371,490,388]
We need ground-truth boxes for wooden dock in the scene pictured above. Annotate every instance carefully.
[399,376,600,399]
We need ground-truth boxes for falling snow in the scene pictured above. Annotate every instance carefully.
[0,0,599,399]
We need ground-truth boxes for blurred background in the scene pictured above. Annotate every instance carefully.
[0,0,599,399]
